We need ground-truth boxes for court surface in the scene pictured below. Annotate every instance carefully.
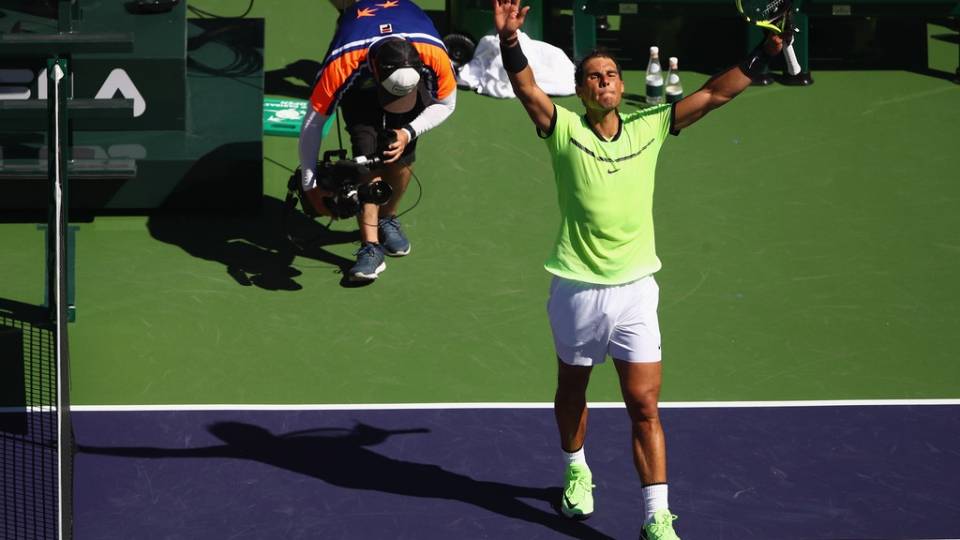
[2,0,959,538]
[73,403,960,539]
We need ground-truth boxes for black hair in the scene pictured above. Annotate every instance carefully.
[372,38,422,81]
[574,49,623,86]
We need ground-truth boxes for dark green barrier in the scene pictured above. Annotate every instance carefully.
[0,1,186,130]
[0,5,264,213]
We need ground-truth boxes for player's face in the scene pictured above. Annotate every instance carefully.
[577,57,624,112]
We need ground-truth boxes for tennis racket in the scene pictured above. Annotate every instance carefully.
[735,0,802,75]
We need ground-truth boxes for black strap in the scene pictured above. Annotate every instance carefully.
[500,40,529,74]
[738,40,771,79]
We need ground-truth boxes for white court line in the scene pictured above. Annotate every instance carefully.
[69,399,960,412]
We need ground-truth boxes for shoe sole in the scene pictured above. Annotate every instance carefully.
[383,245,411,257]
[560,507,592,521]
[349,261,386,281]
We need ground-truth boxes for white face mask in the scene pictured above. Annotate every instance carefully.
[380,66,421,96]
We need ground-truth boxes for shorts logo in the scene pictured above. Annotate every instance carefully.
[379,23,393,34]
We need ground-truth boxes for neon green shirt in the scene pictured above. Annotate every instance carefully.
[542,103,674,285]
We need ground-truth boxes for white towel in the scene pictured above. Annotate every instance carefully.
[457,30,576,99]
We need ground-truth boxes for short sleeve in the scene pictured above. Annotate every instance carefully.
[542,104,576,156]
[623,103,673,145]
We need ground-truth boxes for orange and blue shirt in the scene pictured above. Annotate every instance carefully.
[310,0,457,116]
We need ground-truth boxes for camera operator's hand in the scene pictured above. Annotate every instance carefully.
[382,128,410,164]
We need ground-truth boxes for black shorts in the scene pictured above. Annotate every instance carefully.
[339,79,425,167]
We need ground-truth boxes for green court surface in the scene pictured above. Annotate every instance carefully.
[1,1,958,406]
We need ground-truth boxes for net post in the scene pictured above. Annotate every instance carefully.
[47,55,75,540]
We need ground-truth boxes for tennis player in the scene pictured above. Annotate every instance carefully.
[492,0,783,537]
[300,0,457,281]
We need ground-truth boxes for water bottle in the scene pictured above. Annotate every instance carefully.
[645,46,664,105]
[665,56,683,104]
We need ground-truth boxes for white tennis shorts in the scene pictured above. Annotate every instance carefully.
[547,274,662,366]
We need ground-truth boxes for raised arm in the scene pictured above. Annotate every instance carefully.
[673,34,783,131]
[493,0,554,133]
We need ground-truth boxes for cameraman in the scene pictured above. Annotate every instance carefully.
[299,0,457,282]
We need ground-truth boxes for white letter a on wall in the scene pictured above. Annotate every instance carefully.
[95,69,146,117]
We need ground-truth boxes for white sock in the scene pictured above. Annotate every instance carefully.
[642,483,669,524]
[562,446,587,467]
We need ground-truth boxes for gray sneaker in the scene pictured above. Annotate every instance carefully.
[349,243,386,281]
[378,216,410,256]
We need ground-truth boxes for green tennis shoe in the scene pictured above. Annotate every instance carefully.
[560,463,594,519]
[641,509,681,540]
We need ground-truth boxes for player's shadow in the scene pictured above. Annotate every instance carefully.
[146,195,361,290]
[79,421,613,539]
[264,59,322,100]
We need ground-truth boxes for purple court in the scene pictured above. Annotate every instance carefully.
[73,405,960,539]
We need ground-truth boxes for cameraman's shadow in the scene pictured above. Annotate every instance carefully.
[147,195,360,290]
[264,59,322,100]
[79,421,613,539]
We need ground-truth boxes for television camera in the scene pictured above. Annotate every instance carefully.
[288,131,398,219]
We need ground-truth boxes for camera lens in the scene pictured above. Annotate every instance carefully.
[360,180,393,206]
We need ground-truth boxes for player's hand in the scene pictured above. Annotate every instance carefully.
[763,33,784,56]
[492,0,530,41]
[382,128,409,164]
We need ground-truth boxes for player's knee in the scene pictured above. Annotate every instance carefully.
[625,385,661,422]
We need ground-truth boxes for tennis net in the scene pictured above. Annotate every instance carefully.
[0,59,74,540]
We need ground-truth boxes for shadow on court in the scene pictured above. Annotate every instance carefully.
[264,59,322,100]
[146,195,361,290]
[906,65,960,83]
[931,31,959,45]
[78,421,612,540]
